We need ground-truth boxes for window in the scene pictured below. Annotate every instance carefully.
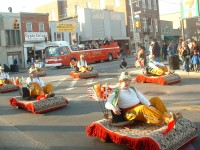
[114,0,120,7]
[100,0,105,10]
[142,0,146,9]
[154,19,158,32]
[148,0,152,9]
[39,23,45,32]
[45,47,60,57]
[26,23,32,32]
[5,30,21,46]
[143,18,147,32]
[75,5,79,15]
[136,1,140,7]
[61,47,67,55]
[86,2,92,8]
[57,33,62,41]
[153,0,157,10]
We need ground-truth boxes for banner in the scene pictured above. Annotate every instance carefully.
[25,32,47,42]
[56,23,75,32]
[181,0,199,18]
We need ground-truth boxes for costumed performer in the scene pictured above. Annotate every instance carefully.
[26,68,54,98]
[0,66,12,85]
[76,54,93,73]
[105,72,180,132]
[34,58,45,71]
[147,55,168,75]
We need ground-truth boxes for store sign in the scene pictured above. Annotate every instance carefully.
[25,32,47,42]
[134,32,140,42]
[181,0,199,18]
[56,23,75,32]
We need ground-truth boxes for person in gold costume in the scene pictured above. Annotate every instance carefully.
[0,66,13,85]
[26,68,54,98]
[105,72,181,133]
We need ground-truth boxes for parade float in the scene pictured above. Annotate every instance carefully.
[69,66,98,79]
[9,95,69,114]
[9,77,68,114]
[86,83,198,150]
[135,55,181,85]
[0,77,21,93]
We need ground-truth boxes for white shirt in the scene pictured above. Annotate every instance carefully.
[105,88,151,111]
[34,62,43,68]
[77,60,87,68]
[26,76,45,87]
[0,72,10,79]
[151,60,165,66]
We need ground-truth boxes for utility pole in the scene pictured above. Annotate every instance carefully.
[129,0,140,54]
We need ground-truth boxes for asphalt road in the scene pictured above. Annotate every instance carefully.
[0,56,199,150]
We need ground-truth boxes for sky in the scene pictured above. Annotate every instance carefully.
[0,0,181,15]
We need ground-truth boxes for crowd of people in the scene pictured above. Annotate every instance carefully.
[137,38,200,73]
[72,37,114,51]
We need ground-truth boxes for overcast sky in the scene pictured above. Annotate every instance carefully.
[0,0,181,15]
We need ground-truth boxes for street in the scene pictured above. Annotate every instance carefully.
[0,56,200,150]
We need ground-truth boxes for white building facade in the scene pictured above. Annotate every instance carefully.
[0,13,23,68]
[78,8,129,42]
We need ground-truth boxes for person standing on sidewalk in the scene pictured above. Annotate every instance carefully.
[182,41,190,72]
[151,40,161,62]
[162,40,168,62]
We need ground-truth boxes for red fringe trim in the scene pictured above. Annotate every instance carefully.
[0,86,19,93]
[86,122,160,150]
[9,97,68,114]
[135,74,180,85]
[70,71,98,79]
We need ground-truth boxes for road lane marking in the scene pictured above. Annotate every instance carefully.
[76,94,88,99]
[53,78,66,88]
[102,78,113,81]
[64,78,79,91]
[65,87,76,91]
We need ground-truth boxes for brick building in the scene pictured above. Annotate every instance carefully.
[127,0,161,51]
[21,13,50,68]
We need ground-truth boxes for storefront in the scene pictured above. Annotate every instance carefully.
[23,32,48,68]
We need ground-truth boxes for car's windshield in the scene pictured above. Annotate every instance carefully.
[45,46,60,57]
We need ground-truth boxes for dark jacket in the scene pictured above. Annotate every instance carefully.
[182,46,190,61]
[152,42,161,57]
[162,43,168,56]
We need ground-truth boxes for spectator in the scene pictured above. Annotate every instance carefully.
[190,50,200,72]
[181,41,190,72]
[162,40,168,62]
[167,40,175,56]
[152,40,161,62]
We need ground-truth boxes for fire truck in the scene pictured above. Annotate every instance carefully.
[44,41,121,68]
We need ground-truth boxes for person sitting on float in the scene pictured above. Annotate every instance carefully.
[26,68,54,98]
[0,66,12,85]
[147,55,168,75]
[34,58,45,71]
[105,72,180,132]
[76,54,93,73]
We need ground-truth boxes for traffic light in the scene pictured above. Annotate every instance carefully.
[135,20,141,28]
[13,19,19,29]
